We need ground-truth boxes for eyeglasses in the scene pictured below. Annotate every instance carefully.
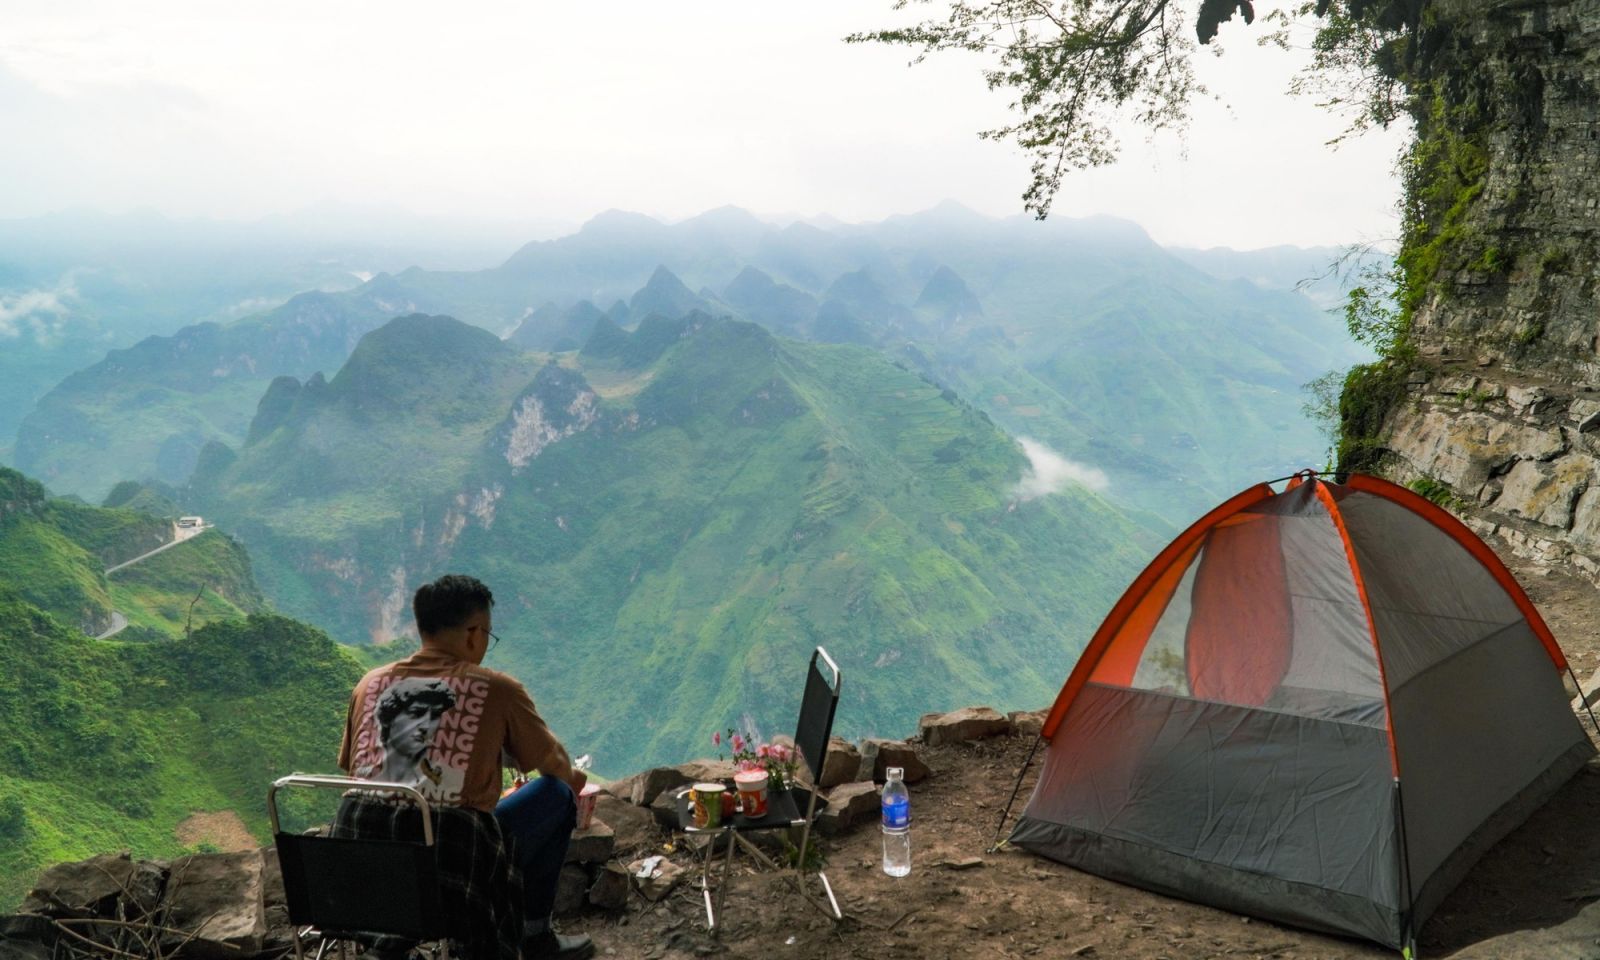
[466,624,500,651]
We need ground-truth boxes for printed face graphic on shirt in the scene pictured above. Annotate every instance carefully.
[381,680,454,766]
[353,673,492,804]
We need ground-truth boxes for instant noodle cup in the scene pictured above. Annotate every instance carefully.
[690,782,725,828]
[733,769,768,817]
[575,783,601,829]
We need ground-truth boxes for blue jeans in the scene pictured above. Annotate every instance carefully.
[493,776,576,923]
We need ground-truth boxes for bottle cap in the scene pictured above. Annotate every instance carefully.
[887,766,904,779]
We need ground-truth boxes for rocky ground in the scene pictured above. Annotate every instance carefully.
[9,533,1600,960]
[560,537,1600,960]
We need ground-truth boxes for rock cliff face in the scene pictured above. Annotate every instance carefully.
[1368,1,1600,580]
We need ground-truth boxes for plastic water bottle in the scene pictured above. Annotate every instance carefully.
[881,766,911,877]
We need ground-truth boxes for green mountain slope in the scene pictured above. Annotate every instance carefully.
[11,283,410,501]
[0,601,362,910]
[0,466,363,910]
[194,314,1152,774]
[0,468,263,637]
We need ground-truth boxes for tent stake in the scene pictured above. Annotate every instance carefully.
[989,733,1042,853]
[1566,663,1600,736]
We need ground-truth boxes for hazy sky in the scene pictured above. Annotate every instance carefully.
[1,1,1408,249]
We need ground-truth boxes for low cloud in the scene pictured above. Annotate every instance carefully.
[0,282,74,344]
[1014,437,1109,500]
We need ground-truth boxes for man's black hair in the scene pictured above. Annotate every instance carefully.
[413,574,495,636]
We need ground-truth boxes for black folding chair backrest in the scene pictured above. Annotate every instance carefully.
[268,775,450,952]
[275,833,446,941]
[793,648,841,783]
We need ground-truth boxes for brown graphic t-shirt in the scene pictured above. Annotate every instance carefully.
[337,649,567,813]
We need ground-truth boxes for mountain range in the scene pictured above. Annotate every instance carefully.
[188,312,1153,773]
[9,204,1366,524]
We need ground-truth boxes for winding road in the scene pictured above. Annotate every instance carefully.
[93,520,209,639]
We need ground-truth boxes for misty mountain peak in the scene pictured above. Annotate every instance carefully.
[629,265,709,321]
[331,314,512,412]
[727,265,778,296]
[673,206,771,248]
[723,266,817,334]
[824,268,888,307]
[914,266,984,318]
[578,209,667,238]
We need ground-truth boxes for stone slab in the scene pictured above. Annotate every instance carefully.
[160,851,266,960]
[919,706,1011,746]
[818,737,860,789]
[588,862,630,911]
[565,820,616,864]
[1008,709,1047,738]
[21,852,164,920]
[858,739,930,784]
[552,864,589,917]
[815,782,881,836]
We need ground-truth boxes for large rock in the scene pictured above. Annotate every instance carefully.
[1491,455,1595,528]
[564,820,616,865]
[817,737,859,789]
[857,739,930,784]
[1385,408,1566,499]
[814,782,880,836]
[920,706,1010,746]
[1007,709,1047,738]
[259,846,293,954]
[617,760,736,807]
[0,915,56,958]
[160,851,266,959]
[0,940,51,960]
[587,862,631,912]
[1572,664,1600,711]
[627,856,684,902]
[21,853,165,920]
[552,864,589,916]
[648,786,688,829]
[593,794,659,855]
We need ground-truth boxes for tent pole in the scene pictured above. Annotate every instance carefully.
[1393,777,1418,959]
[1565,663,1600,736]
[989,733,1042,853]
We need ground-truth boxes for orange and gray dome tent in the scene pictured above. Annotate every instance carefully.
[1003,471,1596,953]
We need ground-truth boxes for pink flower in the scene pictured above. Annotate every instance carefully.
[731,733,746,753]
[758,744,770,758]
[772,744,790,761]
[712,731,721,747]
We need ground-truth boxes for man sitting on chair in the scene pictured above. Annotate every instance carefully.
[338,574,594,960]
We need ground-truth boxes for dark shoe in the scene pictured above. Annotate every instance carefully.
[523,929,595,960]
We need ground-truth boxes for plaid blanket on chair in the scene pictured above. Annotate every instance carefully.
[332,796,525,960]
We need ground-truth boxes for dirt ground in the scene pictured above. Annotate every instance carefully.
[560,538,1600,960]
[174,810,259,853]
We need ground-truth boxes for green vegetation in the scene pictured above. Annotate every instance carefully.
[0,598,362,910]
[109,529,265,635]
[1337,361,1412,475]
[1331,66,1496,475]
[0,467,360,908]
[196,314,1155,774]
[1408,474,1465,510]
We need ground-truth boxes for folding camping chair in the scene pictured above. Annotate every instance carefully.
[268,774,451,960]
[678,646,845,933]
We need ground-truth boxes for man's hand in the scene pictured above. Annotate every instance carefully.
[566,768,588,796]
